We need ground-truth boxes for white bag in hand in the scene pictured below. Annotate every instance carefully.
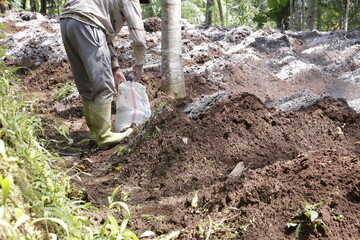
[115,81,151,132]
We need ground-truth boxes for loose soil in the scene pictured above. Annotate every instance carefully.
[1,11,360,239]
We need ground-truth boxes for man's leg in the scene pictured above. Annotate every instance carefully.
[60,18,133,147]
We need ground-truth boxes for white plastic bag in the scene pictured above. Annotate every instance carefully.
[115,81,151,132]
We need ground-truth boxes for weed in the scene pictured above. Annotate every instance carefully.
[54,124,74,145]
[51,79,77,101]
[142,213,167,224]
[98,186,138,239]
[197,208,249,240]
[116,146,128,156]
[332,214,344,221]
[287,199,328,238]
[143,126,161,140]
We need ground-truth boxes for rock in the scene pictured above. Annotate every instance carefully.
[228,162,245,177]
[143,17,161,32]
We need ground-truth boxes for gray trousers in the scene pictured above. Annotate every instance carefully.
[60,18,115,104]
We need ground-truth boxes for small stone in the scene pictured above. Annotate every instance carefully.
[228,162,245,177]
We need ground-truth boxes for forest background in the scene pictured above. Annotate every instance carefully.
[3,0,360,31]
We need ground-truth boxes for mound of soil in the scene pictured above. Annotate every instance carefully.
[2,11,360,239]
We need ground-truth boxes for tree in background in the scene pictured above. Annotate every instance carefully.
[0,0,8,14]
[181,0,205,24]
[8,0,360,31]
[142,0,162,18]
[344,0,351,31]
[307,0,316,30]
[205,0,214,26]
[254,0,291,29]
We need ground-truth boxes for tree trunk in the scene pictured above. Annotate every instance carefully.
[0,0,6,14]
[160,0,186,99]
[316,0,322,29]
[293,0,302,30]
[205,0,214,26]
[289,0,293,28]
[216,0,224,26]
[301,0,305,30]
[344,0,350,30]
[40,0,46,15]
[307,0,316,30]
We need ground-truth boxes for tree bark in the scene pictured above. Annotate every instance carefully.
[216,0,224,26]
[293,0,302,30]
[344,0,351,30]
[289,0,293,27]
[161,0,186,99]
[301,0,305,30]
[0,0,6,14]
[40,0,46,15]
[30,0,36,11]
[205,0,214,26]
[315,0,322,29]
[307,0,316,30]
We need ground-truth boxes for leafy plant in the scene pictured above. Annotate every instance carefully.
[182,0,205,24]
[116,146,128,156]
[51,79,77,101]
[254,0,291,29]
[54,124,74,145]
[287,199,328,239]
[143,126,161,140]
[98,186,138,240]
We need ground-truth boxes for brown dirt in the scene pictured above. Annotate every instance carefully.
[4,14,360,240]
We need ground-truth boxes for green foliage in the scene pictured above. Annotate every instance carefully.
[182,1,205,24]
[54,124,74,145]
[11,0,67,15]
[254,0,290,29]
[143,126,161,140]
[287,200,328,239]
[142,0,161,18]
[52,79,77,101]
[98,186,138,240]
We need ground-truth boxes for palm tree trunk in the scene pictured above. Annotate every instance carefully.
[344,0,351,31]
[294,0,302,30]
[40,0,46,15]
[307,0,316,30]
[160,0,186,98]
[217,0,224,26]
[205,0,214,26]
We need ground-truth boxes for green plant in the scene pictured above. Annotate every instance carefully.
[287,200,328,239]
[197,208,249,240]
[253,0,291,29]
[143,126,161,140]
[51,79,77,101]
[98,186,138,240]
[116,146,127,156]
[54,124,74,145]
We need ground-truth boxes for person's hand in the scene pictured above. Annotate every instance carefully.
[112,67,126,90]
[133,64,143,82]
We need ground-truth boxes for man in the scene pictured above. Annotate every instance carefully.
[60,0,146,148]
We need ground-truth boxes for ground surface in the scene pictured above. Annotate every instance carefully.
[1,11,360,239]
